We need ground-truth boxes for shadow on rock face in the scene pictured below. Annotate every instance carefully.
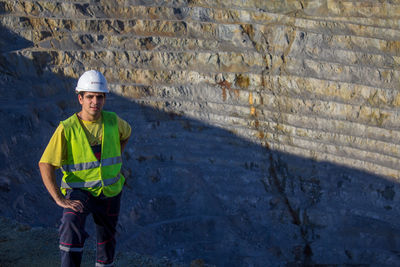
[0,24,33,53]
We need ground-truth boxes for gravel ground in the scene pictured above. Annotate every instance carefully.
[0,217,210,267]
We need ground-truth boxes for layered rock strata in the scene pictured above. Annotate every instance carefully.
[1,0,400,266]
[2,0,400,177]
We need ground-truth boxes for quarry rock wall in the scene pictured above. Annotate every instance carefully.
[1,0,400,266]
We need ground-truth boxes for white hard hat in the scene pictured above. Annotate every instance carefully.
[75,70,109,93]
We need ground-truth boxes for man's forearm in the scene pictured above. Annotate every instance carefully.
[38,162,83,212]
[38,162,64,204]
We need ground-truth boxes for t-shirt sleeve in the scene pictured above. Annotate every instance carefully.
[39,124,67,168]
[117,115,131,141]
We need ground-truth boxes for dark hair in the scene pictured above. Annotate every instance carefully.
[76,91,106,98]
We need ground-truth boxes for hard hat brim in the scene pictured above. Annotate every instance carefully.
[75,86,109,93]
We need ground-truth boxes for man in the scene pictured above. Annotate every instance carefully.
[39,70,131,267]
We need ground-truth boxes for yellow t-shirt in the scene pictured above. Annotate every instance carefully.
[39,113,131,168]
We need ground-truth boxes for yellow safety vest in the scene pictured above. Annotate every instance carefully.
[60,111,124,197]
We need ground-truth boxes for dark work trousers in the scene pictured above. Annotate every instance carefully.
[59,189,122,267]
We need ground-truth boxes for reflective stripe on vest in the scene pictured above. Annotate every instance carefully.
[61,156,122,172]
[61,173,121,189]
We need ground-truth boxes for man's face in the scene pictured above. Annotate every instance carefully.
[78,92,106,119]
